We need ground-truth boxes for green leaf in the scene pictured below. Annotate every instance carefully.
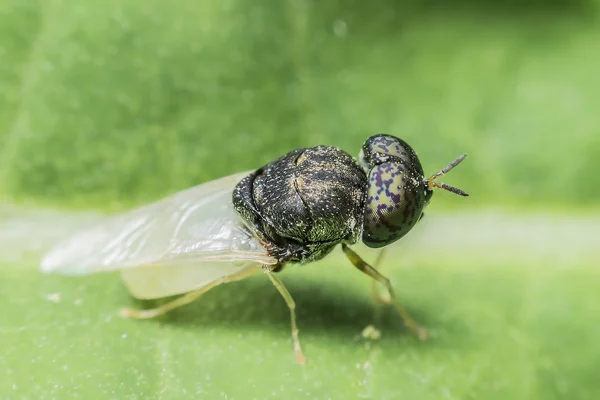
[2,211,599,399]
[2,0,600,398]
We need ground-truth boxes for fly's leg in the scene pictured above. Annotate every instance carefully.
[120,284,218,319]
[264,267,307,365]
[371,248,391,305]
[342,244,429,341]
[120,267,257,319]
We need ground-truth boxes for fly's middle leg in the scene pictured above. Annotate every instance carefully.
[264,266,307,365]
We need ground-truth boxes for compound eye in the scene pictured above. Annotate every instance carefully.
[360,134,422,168]
[360,134,469,248]
[362,162,426,248]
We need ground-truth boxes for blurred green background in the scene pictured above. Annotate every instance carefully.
[2,0,600,210]
[1,0,599,399]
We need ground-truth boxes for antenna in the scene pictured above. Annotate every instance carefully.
[427,154,469,196]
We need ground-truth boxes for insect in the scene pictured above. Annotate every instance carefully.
[40,134,468,364]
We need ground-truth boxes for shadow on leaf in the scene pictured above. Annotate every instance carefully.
[124,271,443,341]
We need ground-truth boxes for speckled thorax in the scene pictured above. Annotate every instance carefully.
[233,145,368,266]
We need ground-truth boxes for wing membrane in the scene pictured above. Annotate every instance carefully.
[120,262,259,299]
[40,172,276,281]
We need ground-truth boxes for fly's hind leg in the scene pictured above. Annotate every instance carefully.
[120,267,258,319]
[342,244,429,341]
[264,267,307,365]
[120,284,218,319]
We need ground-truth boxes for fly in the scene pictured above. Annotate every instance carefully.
[40,134,468,365]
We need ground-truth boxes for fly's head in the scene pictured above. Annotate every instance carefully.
[359,134,468,248]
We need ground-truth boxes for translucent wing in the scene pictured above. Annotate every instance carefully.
[40,172,278,299]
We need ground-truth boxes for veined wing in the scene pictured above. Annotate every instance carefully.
[40,172,277,298]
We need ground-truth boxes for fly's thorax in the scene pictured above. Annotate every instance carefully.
[233,145,368,263]
[360,134,428,248]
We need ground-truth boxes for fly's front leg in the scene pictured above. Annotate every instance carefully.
[264,267,307,365]
[371,248,391,305]
[342,244,429,341]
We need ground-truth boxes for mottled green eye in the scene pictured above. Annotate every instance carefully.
[360,134,416,164]
[360,134,469,248]
[361,135,428,248]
